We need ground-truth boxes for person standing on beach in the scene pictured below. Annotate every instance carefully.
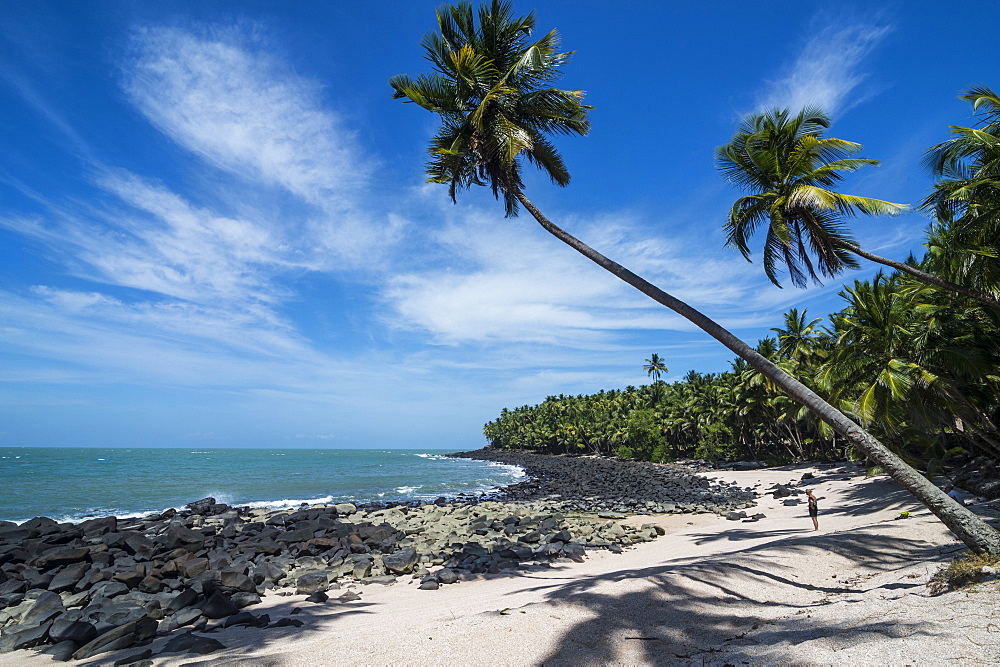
[806,489,819,530]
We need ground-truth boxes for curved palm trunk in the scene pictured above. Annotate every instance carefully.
[516,191,1000,555]
[841,242,1000,310]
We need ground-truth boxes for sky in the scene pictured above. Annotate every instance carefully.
[1,0,997,449]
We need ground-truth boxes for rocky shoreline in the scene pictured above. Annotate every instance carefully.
[0,450,761,663]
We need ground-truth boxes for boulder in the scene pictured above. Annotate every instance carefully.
[80,517,117,536]
[382,548,419,574]
[34,546,90,570]
[160,630,226,655]
[0,620,52,653]
[334,503,357,516]
[20,591,65,626]
[200,591,239,619]
[72,616,158,660]
[48,618,98,645]
[295,572,329,595]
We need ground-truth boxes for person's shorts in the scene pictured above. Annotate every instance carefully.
[809,507,818,517]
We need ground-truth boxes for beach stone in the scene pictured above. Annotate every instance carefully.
[49,618,98,645]
[272,617,305,627]
[72,616,157,660]
[21,590,65,626]
[113,648,153,665]
[161,525,206,550]
[200,591,239,619]
[305,591,328,603]
[165,588,200,614]
[382,548,419,574]
[40,639,79,662]
[91,581,129,599]
[334,503,357,516]
[418,579,439,590]
[160,631,226,655]
[0,620,52,653]
[276,528,314,544]
[176,557,210,579]
[436,569,459,585]
[34,546,90,570]
[0,526,34,544]
[726,511,748,521]
[162,606,202,632]
[338,591,361,602]
[186,498,217,515]
[295,572,329,595]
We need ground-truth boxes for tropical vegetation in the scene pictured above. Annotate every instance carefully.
[392,0,998,553]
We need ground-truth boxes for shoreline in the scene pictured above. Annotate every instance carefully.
[2,458,999,664]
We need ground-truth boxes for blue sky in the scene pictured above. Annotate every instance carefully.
[1,1,996,449]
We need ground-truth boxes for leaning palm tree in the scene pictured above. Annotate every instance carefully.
[643,353,668,382]
[717,108,1000,309]
[390,0,999,553]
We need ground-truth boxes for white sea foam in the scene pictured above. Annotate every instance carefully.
[395,485,421,494]
[244,495,336,511]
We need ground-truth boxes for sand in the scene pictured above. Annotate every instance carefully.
[4,463,999,665]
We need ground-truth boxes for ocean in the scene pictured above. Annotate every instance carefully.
[0,447,525,525]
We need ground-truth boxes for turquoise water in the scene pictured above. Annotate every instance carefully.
[0,447,524,524]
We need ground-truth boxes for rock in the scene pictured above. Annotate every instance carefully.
[161,525,206,550]
[185,498,217,515]
[295,572,329,595]
[48,618,98,645]
[80,517,118,535]
[160,631,226,655]
[382,548,419,574]
[334,503,357,516]
[0,621,52,653]
[165,588,200,614]
[418,579,440,590]
[72,617,158,660]
[726,511,747,521]
[34,546,90,570]
[305,591,328,603]
[176,557,210,579]
[200,591,239,619]
[40,639,79,662]
[271,617,304,628]
[161,607,201,632]
[436,569,459,585]
[222,611,267,628]
[276,528,314,544]
[229,591,261,608]
[113,648,153,665]
[338,591,361,602]
[21,591,65,626]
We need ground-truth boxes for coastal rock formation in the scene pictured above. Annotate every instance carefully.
[452,448,757,514]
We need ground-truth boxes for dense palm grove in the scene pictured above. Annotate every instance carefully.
[485,87,1000,472]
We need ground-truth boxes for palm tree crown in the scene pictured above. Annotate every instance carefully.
[717,107,908,288]
[389,0,591,216]
[643,353,668,382]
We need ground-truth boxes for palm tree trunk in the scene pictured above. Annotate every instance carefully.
[516,191,1000,555]
[841,242,1000,310]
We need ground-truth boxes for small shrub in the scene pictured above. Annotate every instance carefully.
[928,553,1000,595]
[895,511,910,520]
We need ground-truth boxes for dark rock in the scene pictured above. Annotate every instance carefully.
[271,617,304,627]
[160,631,226,655]
[47,561,92,592]
[49,618,98,645]
[305,591,328,603]
[161,525,206,550]
[200,591,239,619]
[162,607,201,632]
[72,617,158,660]
[418,579,439,590]
[436,569,459,585]
[34,546,90,570]
[382,548,418,574]
[0,621,53,653]
[40,639,79,662]
[113,648,153,665]
[176,557,210,579]
[185,498,217,515]
[229,591,261,608]
[275,528,314,544]
[21,590,65,626]
[221,611,265,628]
[726,511,747,521]
[80,516,118,535]
[295,572,328,595]
[337,591,361,602]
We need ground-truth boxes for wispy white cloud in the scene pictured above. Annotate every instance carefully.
[125,25,367,211]
[757,21,891,115]
[383,203,809,347]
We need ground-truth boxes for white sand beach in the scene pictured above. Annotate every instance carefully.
[5,463,999,666]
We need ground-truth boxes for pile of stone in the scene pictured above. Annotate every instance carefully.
[452,449,758,515]
[0,496,662,662]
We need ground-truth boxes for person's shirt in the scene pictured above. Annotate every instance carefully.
[946,488,965,505]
